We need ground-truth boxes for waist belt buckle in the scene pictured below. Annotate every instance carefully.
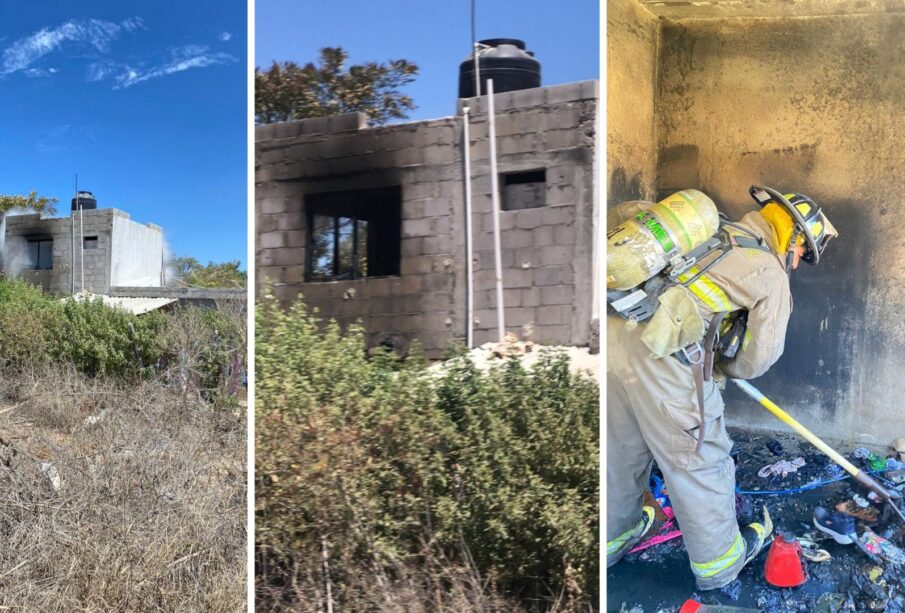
[681,342,705,366]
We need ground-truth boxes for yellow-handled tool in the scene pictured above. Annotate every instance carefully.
[732,379,905,525]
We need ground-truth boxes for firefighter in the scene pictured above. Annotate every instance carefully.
[606,186,838,590]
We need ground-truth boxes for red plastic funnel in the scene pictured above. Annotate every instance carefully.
[764,533,807,588]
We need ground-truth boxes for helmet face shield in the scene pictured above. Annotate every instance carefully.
[801,211,837,265]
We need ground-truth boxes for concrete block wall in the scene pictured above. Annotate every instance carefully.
[5,209,115,294]
[4,208,164,296]
[460,81,597,347]
[257,113,461,356]
[256,81,598,358]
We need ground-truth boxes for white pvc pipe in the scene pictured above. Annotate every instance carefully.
[71,176,77,295]
[463,105,475,349]
[486,79,505,342]
[79,197,84,293]
[70,208,75,295]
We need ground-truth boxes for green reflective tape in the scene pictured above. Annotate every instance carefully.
[636,211,675,255]
[690,533,744,579]
[607,506,655,557]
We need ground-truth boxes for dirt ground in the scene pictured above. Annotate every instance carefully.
[608,429,905,613]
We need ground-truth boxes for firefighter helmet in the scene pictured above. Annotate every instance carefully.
[749,185,837,266]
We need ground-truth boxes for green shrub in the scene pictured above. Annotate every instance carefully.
[58,297,167,377]
[0,279,246,393]
[0,278,65,365]
[255,295,599,610]
[435,352,599,606]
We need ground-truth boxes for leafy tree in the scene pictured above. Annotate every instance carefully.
[170,256,246,288]
[255,47,418,126]
[0,191,58,215]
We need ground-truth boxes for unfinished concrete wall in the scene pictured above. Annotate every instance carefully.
[654,13,905,442]
[110,213,164,287]
[4,208,164,295]
[256,82,598,358]
[607,0,660,207]
[5,210,115,294]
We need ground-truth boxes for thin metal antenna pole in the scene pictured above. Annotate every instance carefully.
[471,0,481,96]
[486,79,505,342]
[463,105,474,348]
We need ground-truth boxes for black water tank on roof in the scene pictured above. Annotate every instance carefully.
[71,191,97,211]
[458,38,541,98]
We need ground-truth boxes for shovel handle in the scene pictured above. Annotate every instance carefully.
[732,379,860,475]
[732,379,905,525]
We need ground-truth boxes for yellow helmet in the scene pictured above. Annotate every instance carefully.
[749,185,838,266]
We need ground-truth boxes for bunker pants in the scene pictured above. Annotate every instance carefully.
[606,316,744,590]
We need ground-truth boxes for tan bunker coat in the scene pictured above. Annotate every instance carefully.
[607,211,792,588]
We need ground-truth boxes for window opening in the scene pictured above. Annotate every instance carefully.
[501,169,546,211]
[26,238,53,270]
[305,186,401,281]
[83,236,99,250]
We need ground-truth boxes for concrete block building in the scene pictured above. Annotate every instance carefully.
[256,80,599,358]
[4,206,164,295]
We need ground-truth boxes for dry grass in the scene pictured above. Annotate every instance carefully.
[0,364,246,612]
[256,545,529,613]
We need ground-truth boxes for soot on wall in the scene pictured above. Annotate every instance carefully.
[654,13,905,440]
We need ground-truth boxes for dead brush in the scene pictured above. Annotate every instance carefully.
[159,302,248,408]
[0,364,246,611]
[255,543,527,613]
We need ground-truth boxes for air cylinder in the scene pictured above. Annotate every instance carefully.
[607,200,654,230]
[607,189,719,290]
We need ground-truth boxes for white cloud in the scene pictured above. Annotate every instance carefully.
[113,45,236,88]
[87,61,115,82]
[1,17,143,76]
[3,17,234,89]
[173,44,209,58]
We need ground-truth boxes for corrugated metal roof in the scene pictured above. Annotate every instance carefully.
[68,293,177,315]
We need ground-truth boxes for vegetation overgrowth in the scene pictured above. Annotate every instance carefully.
[256,295,599,612]
[0,278,245,402]
[0,277,247,610]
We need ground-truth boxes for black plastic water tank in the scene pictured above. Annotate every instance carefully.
[458,38,541,98]
[71,191,97,211]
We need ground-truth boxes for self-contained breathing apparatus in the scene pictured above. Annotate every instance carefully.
[606,185,835,452]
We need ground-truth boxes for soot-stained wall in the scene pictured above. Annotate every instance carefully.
[256,82,598,359]
[607,0,660,207]
[4,209,164,295]
[653,14,905,442]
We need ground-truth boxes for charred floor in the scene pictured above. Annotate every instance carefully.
[609,429,905,613]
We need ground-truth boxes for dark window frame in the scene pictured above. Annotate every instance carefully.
[304,186,402,282]
[26,237,53,270]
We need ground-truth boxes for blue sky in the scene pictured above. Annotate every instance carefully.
[0,1,247,267]
[255,0,599,122]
